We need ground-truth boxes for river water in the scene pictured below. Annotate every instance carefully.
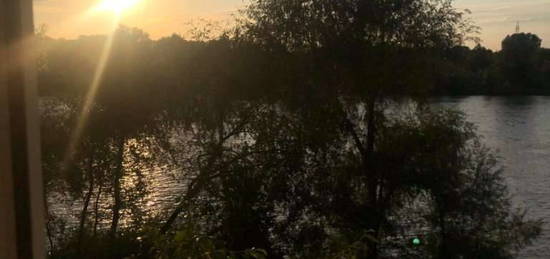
[435,96,550,258]
[48,96,549,257]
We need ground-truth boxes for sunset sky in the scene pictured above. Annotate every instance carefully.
[34,0,550,50]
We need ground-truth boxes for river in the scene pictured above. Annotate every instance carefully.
[47,96,550,257]
[435,96,550,258]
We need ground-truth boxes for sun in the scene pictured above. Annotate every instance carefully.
[95,0,140,14]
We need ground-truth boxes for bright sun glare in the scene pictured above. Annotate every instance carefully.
[96,0,140,14]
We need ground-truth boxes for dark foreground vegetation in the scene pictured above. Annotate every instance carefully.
[38,0,543,258]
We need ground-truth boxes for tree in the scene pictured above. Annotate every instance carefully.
[500,33,542,92]
[237,1,475,257]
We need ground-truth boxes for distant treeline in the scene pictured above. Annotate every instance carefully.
[434,33,550,95]
[36,1,543,258]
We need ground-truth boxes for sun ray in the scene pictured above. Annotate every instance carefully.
[62,15,121,169]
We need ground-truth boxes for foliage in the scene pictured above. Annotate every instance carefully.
[434,33,550,95]
[36,1,544,258]
[150,222,268,259]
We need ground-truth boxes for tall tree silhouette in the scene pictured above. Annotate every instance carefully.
[500,33,542,92]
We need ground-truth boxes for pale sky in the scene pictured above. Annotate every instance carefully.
[454,0,550,49]
[34,0,550,50]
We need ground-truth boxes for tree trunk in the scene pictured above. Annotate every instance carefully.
[77,168,94,254]
[93,185,103,237]
[110,138,125,238]
[365,98,377,202]
[438,205,449,259]
[44,195,55,253]
[365,98,380,259]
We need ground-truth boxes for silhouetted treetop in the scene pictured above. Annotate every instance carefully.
[502,33,542,53]
[242,0,476,51]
